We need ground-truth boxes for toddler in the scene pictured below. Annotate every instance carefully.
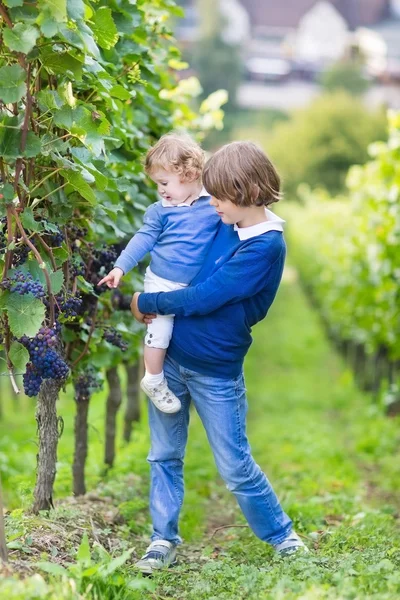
[98,133,219,413]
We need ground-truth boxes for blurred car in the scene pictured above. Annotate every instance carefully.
[244,57,292,82]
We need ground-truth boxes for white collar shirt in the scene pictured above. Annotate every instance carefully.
[234,208,285,241]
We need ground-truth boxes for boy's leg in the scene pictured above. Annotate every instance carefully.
[146,355,191,544]
[185,369,293,545]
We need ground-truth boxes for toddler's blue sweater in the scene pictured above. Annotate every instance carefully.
[138,223,286,379]
[114,196,220,284]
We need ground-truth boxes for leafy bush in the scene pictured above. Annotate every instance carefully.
[320,60,370,96]
[268,92,387,196]
[282,110,400,361]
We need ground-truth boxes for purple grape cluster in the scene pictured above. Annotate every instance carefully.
[74,366,102,402]
[0,218,6,254]
[1,270,45,298]
[59,294,83,318]
[111,289,132,311]
[48,229,64,247]
[20,325,69,396]
[67,225,88,241]
[69,256,86,278]
[93,245,118,274]
[103,328,128,351]
[23,364,43,397]
[20,325,58,352]
[12,244,30,267]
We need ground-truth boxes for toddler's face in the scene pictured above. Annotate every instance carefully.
[151,169,198,205]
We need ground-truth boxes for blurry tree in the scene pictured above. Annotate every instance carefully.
[320,60,370,96]
[268,93,387,196]
[191,32,243,113]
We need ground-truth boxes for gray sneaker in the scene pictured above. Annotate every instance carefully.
[135,540,177,574]
[274,531,309,556]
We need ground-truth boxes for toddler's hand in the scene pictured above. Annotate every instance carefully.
[97,267,123,288]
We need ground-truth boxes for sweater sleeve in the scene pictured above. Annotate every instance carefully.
[114,204,163,274]
[138,243,285,316]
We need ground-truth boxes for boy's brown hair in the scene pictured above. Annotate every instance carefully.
[203,141,281,207]
[145,133,204,182]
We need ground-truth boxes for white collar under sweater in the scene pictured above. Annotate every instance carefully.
[161,187,209,208]
[234,208,285,241]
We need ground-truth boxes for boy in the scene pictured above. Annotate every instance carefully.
[98,133,220,413]
[130,141,308,572]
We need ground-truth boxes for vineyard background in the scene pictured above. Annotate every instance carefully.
[1,0,400,598]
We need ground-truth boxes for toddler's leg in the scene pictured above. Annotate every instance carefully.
[141,315,181,413]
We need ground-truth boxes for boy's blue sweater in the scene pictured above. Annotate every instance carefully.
[114,196,220,284]
[138,223,286,379]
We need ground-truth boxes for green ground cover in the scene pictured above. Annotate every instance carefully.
[1,263,399,598]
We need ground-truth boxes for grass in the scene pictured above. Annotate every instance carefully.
[1,261,400,598]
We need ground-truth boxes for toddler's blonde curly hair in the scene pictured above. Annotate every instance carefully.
[145,133,204,182]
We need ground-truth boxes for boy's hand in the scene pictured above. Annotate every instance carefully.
[131,292,156,324]
[98,267,124,288]
[131,292,144,322]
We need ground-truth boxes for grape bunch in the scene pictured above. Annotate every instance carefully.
[103,328,128,351]
[23,364,43,397]
[20,325,58,352]
[48,228,64,247]
[1,270,45,298]
[111,289,132,311]
[20,325,69,397]
[12,243,30,267]
[0,217,6,254]
[67,224,88,242]
[92,245,118,274]
[59,294,83,319]
[74,366,103,402]
[69,255,86,278]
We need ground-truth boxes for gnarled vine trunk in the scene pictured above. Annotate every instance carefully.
[123,362,141,443]
[105,367,122,468]
[0,474,8,562]
[72,392,90,496]
[32,379,61,513]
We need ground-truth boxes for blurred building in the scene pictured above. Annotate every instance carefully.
[176,0,400,83]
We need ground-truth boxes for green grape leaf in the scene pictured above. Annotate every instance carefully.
[21,207,43,233]
[0,65,26,104]
[52,247,69,268]
[6,295,45,338]
[110,85,131,101]
[0,127,20,159]
[23,132,42,158]
[49,270,64,294]
[40,48,83,80]
[36,90,64,112]
[9,341,29,374]
[91,7,119,50]
[67,0,85,20]
[38,0,67,22]
[3,0,23,7]
[1,183,15,202]
[61,170,96,204]
[3,24,40,54]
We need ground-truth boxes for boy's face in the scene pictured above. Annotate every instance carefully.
[150,169,199,206]
[210,196,250,227]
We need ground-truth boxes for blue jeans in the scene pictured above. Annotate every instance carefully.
[147,355,293,546]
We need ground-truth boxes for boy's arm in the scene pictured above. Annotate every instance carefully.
[114,204,163,274]
[138,242,285,316]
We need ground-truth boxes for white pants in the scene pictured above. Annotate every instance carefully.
[143,266,187,349]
